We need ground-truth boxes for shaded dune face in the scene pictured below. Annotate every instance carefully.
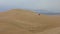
[0,9,60,34]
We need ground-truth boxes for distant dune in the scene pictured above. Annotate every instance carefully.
[0,9,60,34]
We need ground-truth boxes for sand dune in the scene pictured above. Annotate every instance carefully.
[0,9,60,34]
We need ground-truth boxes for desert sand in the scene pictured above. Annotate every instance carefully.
[0,9,60,34]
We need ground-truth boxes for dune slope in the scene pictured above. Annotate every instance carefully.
[0,9,60,34]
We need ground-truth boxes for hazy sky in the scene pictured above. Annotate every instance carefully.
[0,0,60,12]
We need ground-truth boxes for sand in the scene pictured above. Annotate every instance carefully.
[0,9,60,34]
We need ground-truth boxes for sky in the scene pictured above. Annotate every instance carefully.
[0,0,60,12]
